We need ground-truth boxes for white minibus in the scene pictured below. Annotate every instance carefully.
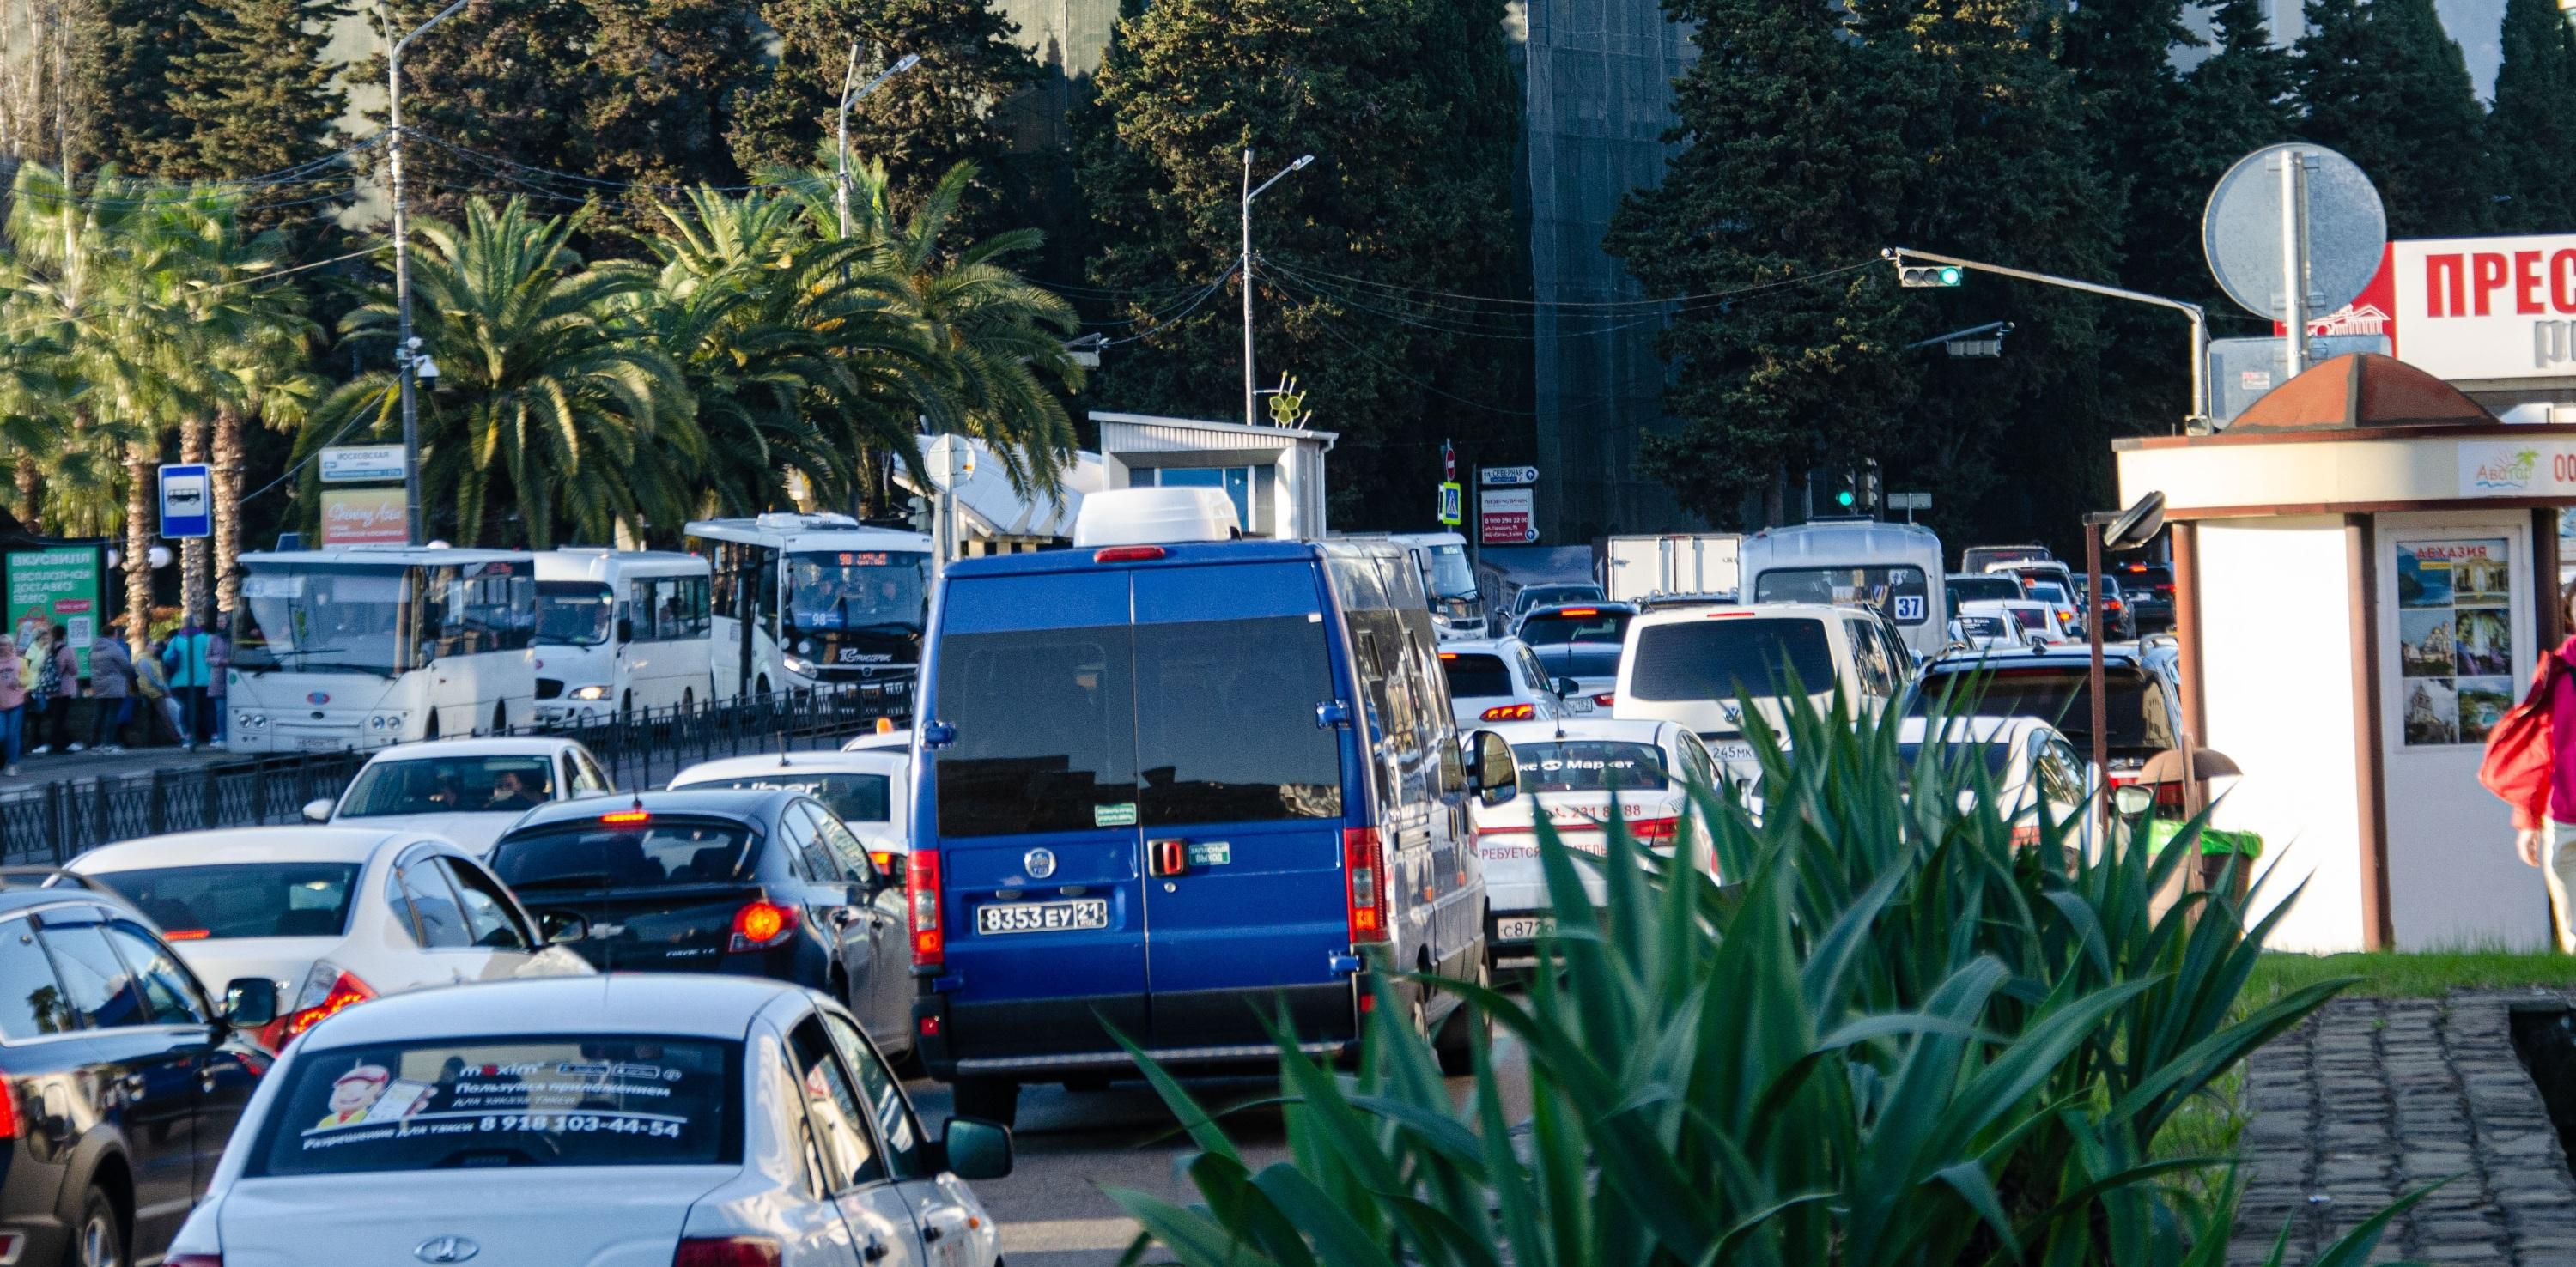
[1735,519,1949,661]
[532,549,714,724]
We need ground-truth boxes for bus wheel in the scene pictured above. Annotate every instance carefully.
[491,703,507,735]
[620,691,633,723]
[423,710,440,740]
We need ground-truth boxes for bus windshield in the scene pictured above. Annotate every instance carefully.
[234,564,421,676]
[1422,544,1478,602]
[535,581,614,646]
[784,550,930,636]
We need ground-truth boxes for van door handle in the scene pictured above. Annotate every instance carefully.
[1147,839,1188,877]
[862,1239,889,1262]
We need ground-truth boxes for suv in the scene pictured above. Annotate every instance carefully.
[1905,645,2184,785]
[2120,562,2177,634]
[1613,602,1915,765]
[0,872,277,1267]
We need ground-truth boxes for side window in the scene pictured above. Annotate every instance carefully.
[787,1017,884,1190]
[439,858,532,950]
[395,861,472,949]
[785,805,837,884]
[0,920,75,1037]
[36,918,146,1028]
[102,922,207,1025]
[1679,734,1719,791]
[777,1052,829,1199]
[2142,679,2178,750]
[1520,647,1548,694]
[823,1011,927,1180]
[812,810,876,886]
[572,749,612,796]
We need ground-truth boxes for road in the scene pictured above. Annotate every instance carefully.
[907,1030,1534,1267]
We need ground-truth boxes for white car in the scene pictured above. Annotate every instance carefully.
[306,737,620,854]
[1957,598,2063,648]
[164,974,1012,1267]
[1896,714,2099,858]
[1470,718,1724,969]
[1613,602,1913,759]
[1437,637,1568,727]
[67,827,595,1052]
[669,749,914,876]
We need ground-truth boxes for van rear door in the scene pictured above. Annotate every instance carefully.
[927,571,1149,1057]
[1130,562,1355,1048]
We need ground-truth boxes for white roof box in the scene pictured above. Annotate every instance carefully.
[1072,488,1239,549]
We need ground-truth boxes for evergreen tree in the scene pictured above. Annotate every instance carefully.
[582,0,766,228]
[2295,0,2495,238]
[2490,0,2576,233]
[162,0,353,232]
[1077,0,1523,524]
[68,0,206,173]
[355,0,600,226]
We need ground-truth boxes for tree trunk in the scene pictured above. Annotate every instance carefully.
[124,439,152,653]
[180,415,208,626]
[13,457,38,533]
[213,405,242,619]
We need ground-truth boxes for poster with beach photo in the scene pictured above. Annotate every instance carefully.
[2395,537,2514,748]
[2458,678,2514,743]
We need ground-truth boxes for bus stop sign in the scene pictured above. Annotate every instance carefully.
[158,464,210,540]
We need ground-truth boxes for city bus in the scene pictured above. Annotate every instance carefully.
[226,546,538,752]
[1334,531,1488,640]
[532,549,714,724]
[682,512,934,710]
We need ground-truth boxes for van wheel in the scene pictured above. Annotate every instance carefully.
[67,1185,123,1267]
[1434,959,1492,1078]
[951,1076,1018,1130]
[491,703,507,735]
[423,710,440,741]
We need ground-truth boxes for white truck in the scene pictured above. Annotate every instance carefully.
[1597,534,1742,603]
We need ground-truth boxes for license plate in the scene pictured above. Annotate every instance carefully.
[1710,742,1757,763]
[296,736,343,751]
[976,899,1109,936]
[1496,915,1555,942]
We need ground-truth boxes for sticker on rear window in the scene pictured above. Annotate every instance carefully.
[1094,803,1137,827]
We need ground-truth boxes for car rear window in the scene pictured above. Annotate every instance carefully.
[1439,653,1515,700]
[1911,667,2174,751]
[83,864,361,940]
[1957,614,2010,639]
[1626,619,1836,702]
[490,822,756,891]
[678,774,890,827]
[250,1035,738,1176]
[1511,741,1674,793]
[1947,576,2022,604]
[1534,644,1622,681]
[1517,610,1630,646]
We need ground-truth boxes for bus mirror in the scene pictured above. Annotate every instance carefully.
[616,616,633,644]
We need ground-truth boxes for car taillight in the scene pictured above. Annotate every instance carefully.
[1592,693,1616,707]
[259,968,375,1052]
[1628,816,1681,844]
[1480,703,1535,721]
[728,899,800,952]
[1093,546,1165,563]
[908,849,944,968]
[0,1079,20,1140]
[162,929,210,941]
[1344,827,1389,944]
[675,1238,782,1267]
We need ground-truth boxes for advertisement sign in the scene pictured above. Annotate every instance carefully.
[1437,482,1461,526]
[2455,440,2576,497]
[320,487,410,546]
[5,547,100,676]
[1479,487,1535,545]
[318,445,407,484]
[157,463,210,539]
[2393,537,2514,747]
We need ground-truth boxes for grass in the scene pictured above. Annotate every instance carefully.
[2244,949,2573,1007]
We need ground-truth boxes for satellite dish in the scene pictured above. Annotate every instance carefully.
[2203,142,2385,324]
[2102,491,2166,553]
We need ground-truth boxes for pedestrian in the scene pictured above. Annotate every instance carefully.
[205,615,230,750]
[2491,580,2576,951]
[164,618,212,744]
[16,627,43,757]
[39,625,79,755]
[0,635,27,776]
[134,640,186,750]
[86,629,132,755]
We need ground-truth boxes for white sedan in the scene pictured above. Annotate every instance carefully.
[306,737,621,854]
[1437,637,1568,727]
[1896,714,2099,858]
[164,974,1012,1267]
[669,749,914,878]
[68,827,594,1052]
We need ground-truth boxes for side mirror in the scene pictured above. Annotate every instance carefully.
[2112,784,2155,817]
[1465,730,1518,807]
[1435,736,1467,797]
[539,911,591,944]
[301,797,335,824]
[221,977,278,1028]
[1552,676,1580,699]
[940,1117,1014,1179]
[616,617,634,644]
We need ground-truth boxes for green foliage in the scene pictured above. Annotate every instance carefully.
[1108,689,2383,1266]
[357,0,605,226]
[580,0,768,233]
[69,0,208,174]
[2489,0,2576,234]
[161,0,353,233]
[2294,0,2497,239]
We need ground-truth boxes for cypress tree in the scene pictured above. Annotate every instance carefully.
[582,0,766,219]
[162,0,353,231]
[2490,0,2576,233]
[355,0,600,226]
[68,0,207,173]
[2295,0,2496,238]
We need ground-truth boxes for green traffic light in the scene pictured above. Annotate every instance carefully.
[1938,266,1962,287]
[1837,490,1856,507]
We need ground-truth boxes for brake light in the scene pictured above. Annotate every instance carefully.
[259,969,375,1051]
[1344,827,1389,943]
[1438,652,1458,660]
[1480,703,1536,721]
[601,809,650,825]
[0,1079,19,1140]
[1628,816,1681,843]
[675,1238,783,1267]
[1093,546,1166,563]
[868,850,897,871]
[908,849,944,967]
[1558,607,1599,617]
[728,899,799,952]
[1592,693,1616,707]
[162,929,210,941]
[1704,610,1753,618]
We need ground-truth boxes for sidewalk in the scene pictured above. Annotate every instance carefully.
[0,743,249,796]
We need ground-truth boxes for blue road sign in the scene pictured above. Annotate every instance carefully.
[158,464,211,540]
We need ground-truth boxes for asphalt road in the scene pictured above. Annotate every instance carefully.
[907,1029,1534,1267]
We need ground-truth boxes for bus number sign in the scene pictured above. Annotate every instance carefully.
[839,553,889,567]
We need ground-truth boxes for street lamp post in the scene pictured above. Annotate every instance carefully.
[1241,149,1313,427]
[388,0,469,546]
[835,49,922,239]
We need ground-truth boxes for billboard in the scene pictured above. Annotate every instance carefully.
[5,546,101,676]
[2297,235,2576,382]
[320,487,410,545]
[1480,487,1535,545]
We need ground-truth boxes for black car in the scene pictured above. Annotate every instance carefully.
[1904,646,2184,783]
[0,872,277,1267]
[2121,563,2177,634]
[487,788,914,1064]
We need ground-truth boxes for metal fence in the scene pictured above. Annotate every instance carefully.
[0,688,900,865]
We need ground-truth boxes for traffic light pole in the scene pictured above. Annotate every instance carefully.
[1881,246,2210,432]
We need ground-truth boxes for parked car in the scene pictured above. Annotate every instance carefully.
[0,875,276,1267]
[1514,602,1635,713]
[304,737,619,854]
[1438,637,1570,726]
[1504,582,1603,634]
[1471,718,1722,970]
[1613,602,1915,767]
[487,789,916,1064]
[69,827,596,1052]
[163,975,1012,1267]
[2120,561,2178,634]
[1898,713,2099,859]
[670,748,914,879]
[1906,644,2184,788]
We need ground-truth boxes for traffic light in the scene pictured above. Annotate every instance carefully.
[1898,264,1964,288]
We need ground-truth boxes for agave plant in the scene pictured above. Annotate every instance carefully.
[1108,688,2424,1267]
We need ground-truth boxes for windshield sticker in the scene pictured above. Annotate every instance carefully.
[297,1058,694,1153]
[1094,803,1138,827]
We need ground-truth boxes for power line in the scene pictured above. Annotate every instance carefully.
[1262,252,1880,312]
[1097,262,1239,346]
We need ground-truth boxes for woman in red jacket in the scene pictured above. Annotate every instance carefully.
[2513,582,2576,950]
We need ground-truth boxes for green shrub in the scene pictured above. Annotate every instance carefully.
[1108,690,2403,1266]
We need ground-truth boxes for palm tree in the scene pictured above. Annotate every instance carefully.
[306,197,697,549]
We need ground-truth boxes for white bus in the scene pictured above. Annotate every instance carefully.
[532,549,714,724]
[1336,530,1489,640]
[226,546,538,752]
[1736,519,1949,661]
[682,512,933,709]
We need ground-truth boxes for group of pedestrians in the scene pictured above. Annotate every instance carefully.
[0,616,230,777]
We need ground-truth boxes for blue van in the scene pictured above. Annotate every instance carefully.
[907,516,1514,1125]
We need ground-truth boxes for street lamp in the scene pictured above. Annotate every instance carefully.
[386,0,470,546]
[1242,149,1314,427]
[835,49,922,239]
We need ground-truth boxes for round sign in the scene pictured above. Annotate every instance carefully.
[2203,142,2386,324]
[922,434,975,494]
